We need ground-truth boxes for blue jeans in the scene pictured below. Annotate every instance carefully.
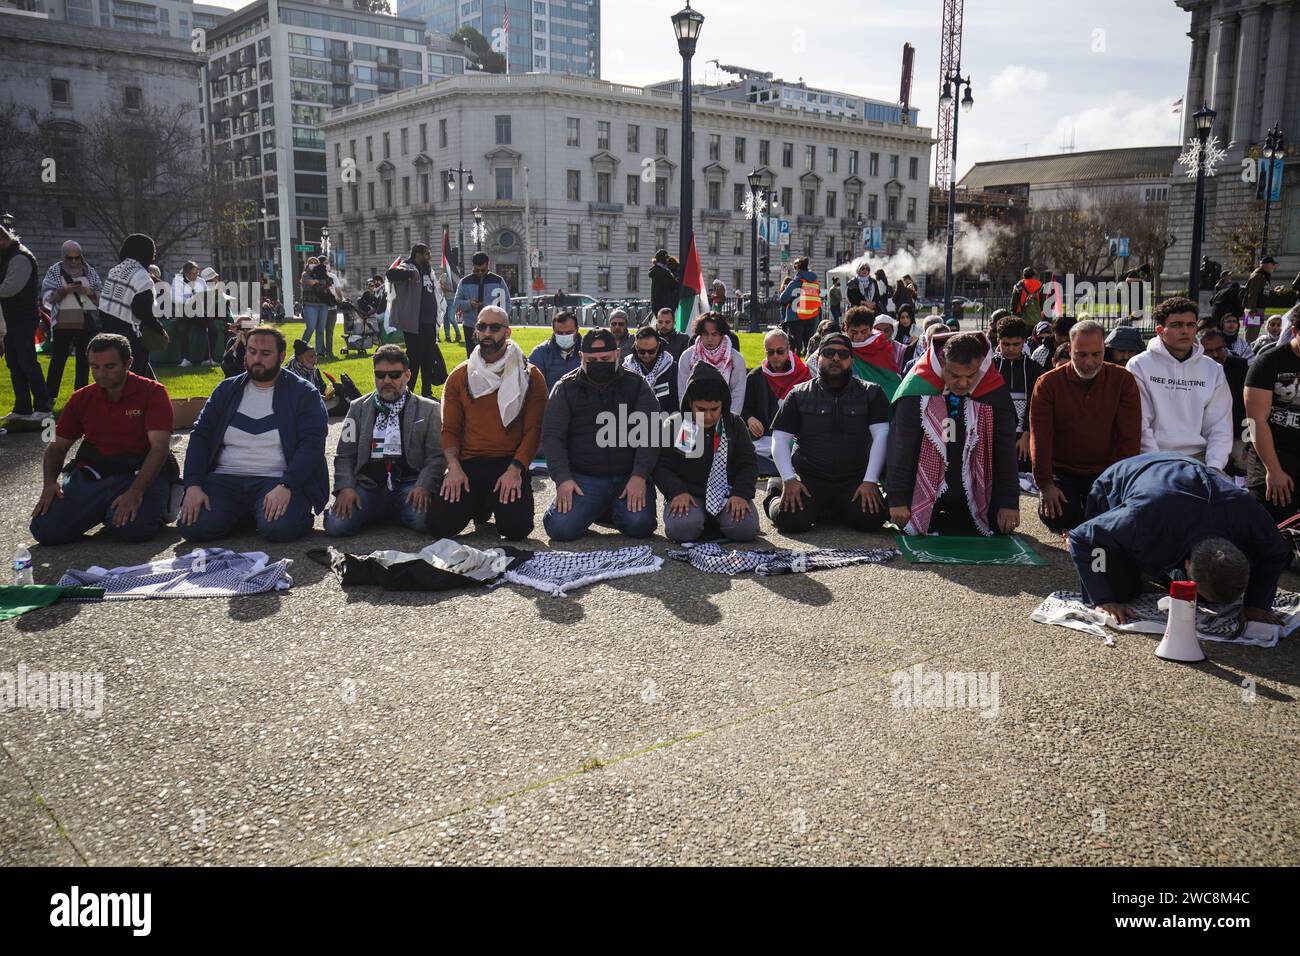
[179,473,315,543]
[323,481,427,536]
[30,469,170,545]
[442,310,461,341]
[301,304,329,354]
[542,472,657,542]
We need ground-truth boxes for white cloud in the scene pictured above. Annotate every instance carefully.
[988,65,1049,98]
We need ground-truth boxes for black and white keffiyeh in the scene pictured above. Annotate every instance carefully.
[97,258,155,332]
[497,546,663,596]
[371,390,408,460]
[56,548,293,599]
[667,542,898,576]
[704,427,730,516]
[623,350,674,404]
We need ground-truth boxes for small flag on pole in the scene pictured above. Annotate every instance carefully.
[675,232,704,334]
[1171,97,1183,114]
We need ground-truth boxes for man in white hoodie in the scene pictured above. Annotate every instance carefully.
[1126,297,1232,472]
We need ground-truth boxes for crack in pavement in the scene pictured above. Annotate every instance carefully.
[2,739,90,866]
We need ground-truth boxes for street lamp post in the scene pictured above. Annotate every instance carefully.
[671,3,704,300]
[445,163,475,272]
[1187,104,1217,303]
[940,73,974,324]
[472,207,486,252]
[1261,124,1286,259]
[746,170,762,333]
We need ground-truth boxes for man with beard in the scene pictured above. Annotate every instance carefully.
[178,325,328,542]
[743,329,810,477]
[655,307,691,361]
[30,333,176,545]
[1029,320,1141,532]
[386,243,448,397]
[763,332,890,533]
[608,309,635,360]
[427,305,547,541]
[325,345,445,536]
[541,329,661,541]
[888,332,1020,536]
[990,317,1044,471]
[623,325,678,413]
[1199,327,1249,475]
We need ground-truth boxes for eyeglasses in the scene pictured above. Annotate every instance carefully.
[374,370,405,380]
[765,348,788,356]
[820,348,851,359]
[634,347,659,357]
[64,255,83,261]
[476,322,505,333]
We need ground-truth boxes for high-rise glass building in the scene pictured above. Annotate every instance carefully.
[397,0,599,77]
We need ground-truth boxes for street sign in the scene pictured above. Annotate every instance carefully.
[778,219,790,248]
[293,244,313,252]
[781,248,790,262]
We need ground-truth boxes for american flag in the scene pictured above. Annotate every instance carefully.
[502,6,509,75]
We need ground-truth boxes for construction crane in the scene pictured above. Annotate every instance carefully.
[934,0,964,188]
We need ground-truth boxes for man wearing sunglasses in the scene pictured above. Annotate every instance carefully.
[542,328,661,541]
[452,251,511,359]
[622,326,678,413]
[742,329,810,477]
[428,305,547,540]
[325,345,445,536]
[764,332,890,533]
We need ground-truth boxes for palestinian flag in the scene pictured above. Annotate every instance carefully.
[441,226,457,288]
[892,330,1004,404]
[851,331,902,395]
[675,232,704,334]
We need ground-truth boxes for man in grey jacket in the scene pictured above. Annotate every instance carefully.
[386,244,447,398]
[324,345,445,536]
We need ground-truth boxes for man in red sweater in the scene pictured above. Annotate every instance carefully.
[1029,319,1142,531]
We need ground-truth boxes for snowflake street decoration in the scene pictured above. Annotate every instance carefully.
[1177,134,1228,178]
[742,191,778,220]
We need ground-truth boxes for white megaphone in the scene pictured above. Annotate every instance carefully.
[1155,580,1206,663]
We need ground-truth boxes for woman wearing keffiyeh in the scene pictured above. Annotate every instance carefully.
[886,331,1021,537]
[676,313,747,413]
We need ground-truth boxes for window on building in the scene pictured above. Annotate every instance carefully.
[888,196,899,221]
[366,136,373,162]
[597,120,610,150]
[124,86,143,112]
[568,265,581,289]
[869,152,879,176]
[734,137,746,164]
[825,236,835,259]
[334,142,341,168]
[867,194,878,219]
[404,226,412,251]
[400,128,409,155]
[597,265,610,292]
[367,182,375,209]
[733,183,746,212]
[369,229,376,254]
[336,186,343,212]
[419,123,427,151]
[383,132,390,159]
[495,167,513,200]
[907,197,917,222]
[61,207,77,229]
[566,116,580,147]
[384,179,393,207]
[803,188,816,215]
[654,176,668,207]
[438,119,447,148]
[889,155,899,178]
[849,150,859,175]
[495,114,511,145]
[567,223,581,250]
[566,169,580,201]
[733,232,743,256]
[627,124,639,153]
[402,176,410,204]
[420,173,429,203]
[759,139,770,166]
[655,127,668,155]
[51,78,71,106]
[782,142,793,168]
[707,181,720,209]
[627,225,639,252]
[828,147,838,173]
[709,134,720,161]
[655,226,668,250]
[803,234,813,257]
[349,139,356,162]
[909,156,919,180]
[826,191,837,218]
[597,224,610,251]
[386,229,394,254]
[733,267,744,292]
[626,175,640,206]
[707,229,719,255]
[627,267,639,292]
[804,144,815,171]
[781,187,793,213]
[597,171,611,204]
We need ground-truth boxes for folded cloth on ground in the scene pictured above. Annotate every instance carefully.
[1018,473,1040,497]
[308,539,530,591]
[1029,589,1300,648]
[667,542,899,576]
[895,533,1047,566]
[0,585,106,621]
[497,545,663,596]
[56,548,292,599]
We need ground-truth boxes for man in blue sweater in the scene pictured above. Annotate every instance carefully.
[1067,453,1290,625]
[178,325,328,542]
[452,252,512,359]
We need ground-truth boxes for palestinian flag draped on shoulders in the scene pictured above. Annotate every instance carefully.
[891,331,1004,404]
[675,232,704,334]
[850,331,902,395]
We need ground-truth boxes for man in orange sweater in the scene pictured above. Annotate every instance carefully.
[427,305,548,540]
[1029,319,1142,531]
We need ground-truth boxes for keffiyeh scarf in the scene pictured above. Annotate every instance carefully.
[909,394,995,536]
[496,546,663,596]
[97,258,155,332]
[689,337,734,379]
[760,353,811,400]
[57,549,293,599]
[467,339,529,427]
[704,427,730,516]
[668,542,898,576]
[624,349,674,403]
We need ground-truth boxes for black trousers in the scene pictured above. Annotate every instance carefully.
[1040,469,1100,533]
[426,456,535,541]
[1247,446,1300,523]
[45,325,94,400]
[3,319,51,414]
[765,475,886,533]
[403,328,447,397]
[463,324,476,359]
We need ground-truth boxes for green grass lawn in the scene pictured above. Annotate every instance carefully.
[2,322,772,414]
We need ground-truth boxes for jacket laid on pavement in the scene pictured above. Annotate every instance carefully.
[333,391,445,493]
[542,364,661,484]
[653,362,757,503]
[1068,453,1290,609]
[1125,336,1232,471]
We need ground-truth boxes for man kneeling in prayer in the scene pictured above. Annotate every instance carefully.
[325,345,445,536]
[1068,453,1291,625]
[653,362,759,543]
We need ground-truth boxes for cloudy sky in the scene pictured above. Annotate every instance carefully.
[209,0,1194,179]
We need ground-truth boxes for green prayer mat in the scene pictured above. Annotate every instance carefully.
[0,585,105,622]
[894,534,1047,566]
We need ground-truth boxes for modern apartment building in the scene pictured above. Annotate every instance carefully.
[397,0,599,77]
[202,0,468,292]
[667,67,920,125]
[19,0,228,38]
[321,72,932,299]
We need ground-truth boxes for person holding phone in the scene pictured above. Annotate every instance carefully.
[41,240,102,399]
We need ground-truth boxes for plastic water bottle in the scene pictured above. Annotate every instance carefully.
[13,546,34,586]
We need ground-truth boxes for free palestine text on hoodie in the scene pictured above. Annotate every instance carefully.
[1125,335,1232,472]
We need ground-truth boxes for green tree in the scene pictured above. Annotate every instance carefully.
[450,25,506,73]
[354,0,393,13]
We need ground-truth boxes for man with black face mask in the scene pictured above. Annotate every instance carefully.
[763,332,891,533]
[427,305,548,540]
[541,329,662,540]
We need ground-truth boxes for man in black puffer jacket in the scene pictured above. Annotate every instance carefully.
[654,361,759,543]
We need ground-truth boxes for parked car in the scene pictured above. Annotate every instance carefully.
[532,293,602,325]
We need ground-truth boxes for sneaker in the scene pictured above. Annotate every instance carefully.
[201,358,216,366]
[179,359,193,368]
